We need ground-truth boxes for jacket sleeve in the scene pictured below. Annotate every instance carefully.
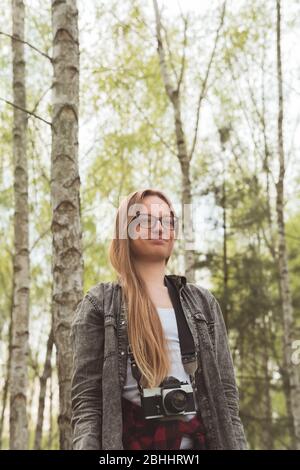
[70,292,104,450]
[210,295,248,450]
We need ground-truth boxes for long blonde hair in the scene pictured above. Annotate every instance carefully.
[108,188,177,388]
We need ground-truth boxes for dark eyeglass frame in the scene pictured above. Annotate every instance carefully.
[130,210,179,231]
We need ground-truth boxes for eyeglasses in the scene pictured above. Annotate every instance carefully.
[131,211,179,231]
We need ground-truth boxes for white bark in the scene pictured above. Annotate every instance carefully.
[153,0,226,282]
[9,0,29,450]
[276,0,300,449]
[34,329,54,450]
[51,0,83,449]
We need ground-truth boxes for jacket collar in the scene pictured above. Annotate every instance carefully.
[164,273,187,291]
[115,273,187,291]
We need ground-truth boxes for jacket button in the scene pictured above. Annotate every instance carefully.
[121,351,125,355]
[121,321,125,325]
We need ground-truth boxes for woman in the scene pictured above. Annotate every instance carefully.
[70,188,248,450]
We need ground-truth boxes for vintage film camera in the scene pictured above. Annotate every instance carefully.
[140,375,197,421]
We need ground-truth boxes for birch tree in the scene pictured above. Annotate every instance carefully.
[51,0,83,449]
[275,0,300,449]
[152,0,226,282]
[9,0,29,450]
[34,328,54,450]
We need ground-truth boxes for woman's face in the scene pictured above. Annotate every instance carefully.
[128,195,176,263]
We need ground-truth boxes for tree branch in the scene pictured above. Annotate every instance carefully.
[0,31,52,62]
[0,97,52,126]
[189,0,227,160]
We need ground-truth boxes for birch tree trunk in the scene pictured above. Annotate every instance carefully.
[153,0,194,282]
[261,316,274,449]
[0,296,13,449]
[9,0,29,450]
[276,0,300,449]
[47,371,53,449]
[218,127,230,330]
[258,57,295,445]
[51,0,83,449]
[34,328,54,450]
[153,0,225,282]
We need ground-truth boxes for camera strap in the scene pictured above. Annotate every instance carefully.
[127,275,198,390]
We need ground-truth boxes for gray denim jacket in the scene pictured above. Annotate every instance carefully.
[70,274,248,450]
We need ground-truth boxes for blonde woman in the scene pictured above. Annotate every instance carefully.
[70,188,248,450]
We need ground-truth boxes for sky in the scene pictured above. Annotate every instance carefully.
[161,0,212,14]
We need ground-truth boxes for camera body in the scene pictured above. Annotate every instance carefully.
[140,376,197,421]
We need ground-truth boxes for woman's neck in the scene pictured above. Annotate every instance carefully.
[134,260,166,289]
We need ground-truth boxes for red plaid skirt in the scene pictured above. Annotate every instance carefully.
[121,396,206,450]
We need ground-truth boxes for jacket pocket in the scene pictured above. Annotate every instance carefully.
[193,311,216,355]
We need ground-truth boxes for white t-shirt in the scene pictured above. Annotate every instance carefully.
[122,306,195,450]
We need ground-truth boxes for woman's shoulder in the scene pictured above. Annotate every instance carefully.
[85,280,120,308]
[72,281,118,326]
[185,282,221,323]
[186,281,217,305]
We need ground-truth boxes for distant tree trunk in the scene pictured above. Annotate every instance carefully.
[51,0,83,449]
[0,296,13,449]
[276,0,300,449]
[152,0,194,281]
[261,315,274,449]
[251,332,260,450]
[218,127,230,329]
[153,0,226,282]
[9,0,29,450]
[221,179,229,328]
[34,328,54,450]
[259,63,295,445]
[47,370,53,449]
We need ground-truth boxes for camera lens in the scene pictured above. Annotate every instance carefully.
[163,389,187,413]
